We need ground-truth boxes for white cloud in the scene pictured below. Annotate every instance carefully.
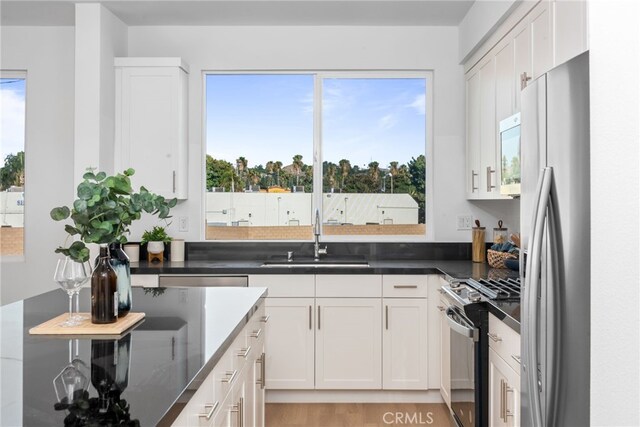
[0,87,26,161]
[407,94,426,115]
[378,114,398,131]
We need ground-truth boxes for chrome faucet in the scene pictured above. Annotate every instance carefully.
[314,209,327,261]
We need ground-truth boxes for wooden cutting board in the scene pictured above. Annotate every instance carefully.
[29,312,145,335]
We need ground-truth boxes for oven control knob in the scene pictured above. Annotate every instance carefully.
[468,291,482,302]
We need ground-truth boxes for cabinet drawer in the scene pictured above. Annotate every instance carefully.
[131,274,158,288]
[488,313,521,373]
[315,275,382,298]
[382,275,428,298]
[248,275,314,297]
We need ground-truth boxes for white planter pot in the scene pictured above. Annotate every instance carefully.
[147,241,164,254]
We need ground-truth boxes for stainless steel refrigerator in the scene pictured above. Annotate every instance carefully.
[520,51,590,427]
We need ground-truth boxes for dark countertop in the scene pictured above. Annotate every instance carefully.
[0,286,267,426]
[131,259,520,281]
[487,300,521,333]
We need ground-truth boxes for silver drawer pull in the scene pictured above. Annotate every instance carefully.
[511,354,521,365]
[437,305,445,312]
[199,401,219,420]
[393,285,418,289]
[488,332,502,342]
[250,328,262,339]
[221,369,238,383]
[260,315,270,323]
[237,346,251,358]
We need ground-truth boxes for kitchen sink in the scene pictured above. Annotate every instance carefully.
[260,258,370,268]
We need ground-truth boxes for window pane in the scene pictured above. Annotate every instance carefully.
[0,77,26,255]
[321,78,426,236]
[205,74,314,240]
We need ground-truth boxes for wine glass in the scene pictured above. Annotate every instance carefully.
[72,265,92,322]
[54,339,89,406]
[54,258,90,327]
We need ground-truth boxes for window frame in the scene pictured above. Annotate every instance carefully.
[202,70,434,242]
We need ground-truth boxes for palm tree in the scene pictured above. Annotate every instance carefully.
[247,169,260,189]
[326,163,337,191]
[338,159,351,192]
[388,161,399,193]
[292,154,304,186]
[265,161,275,186]
[236,157,248,187]
[368,161,380,187]
[273,161,283,186]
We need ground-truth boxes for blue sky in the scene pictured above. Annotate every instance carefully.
[205,74,426,169]
[0,78,26,162]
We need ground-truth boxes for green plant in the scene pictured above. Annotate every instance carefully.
[50,168,177,262]
[141,226,172,244]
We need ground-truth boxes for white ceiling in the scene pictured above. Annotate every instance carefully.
[0,0,475,26]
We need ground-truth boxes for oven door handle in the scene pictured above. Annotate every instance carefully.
[445,307,478,341]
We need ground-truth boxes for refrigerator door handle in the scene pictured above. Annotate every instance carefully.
[524,167,553,427]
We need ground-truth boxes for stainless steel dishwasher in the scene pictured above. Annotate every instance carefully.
[158,275,248,288]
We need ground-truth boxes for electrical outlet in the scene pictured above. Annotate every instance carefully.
[179,216,188,232]
[457,215,473,230]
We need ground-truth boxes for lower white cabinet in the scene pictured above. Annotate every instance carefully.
[382,298,428,389]
[264,298,315,389]
[315,298,382,389]
[489,347,520,427]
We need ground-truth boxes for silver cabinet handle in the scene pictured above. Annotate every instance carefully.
[393,285,418,289]
[172,170,176,193]
[520,71,532,90]
[239,397,244,427]
[308,305,312,330]
[505,384,514,418]
[471,170,478,192]
[385,305,389,330]
[237,346,251,358]
[437,305,445,312]
[250,328,262,339]
[487,332,502,342]
[317,305,321,330]
[199,401,219,420]
[260,315,270,323]
[222,369,238,383]
[486,166,496,192]
[511,354,521,365]
[255,352,266,389]
[500,379,505,421]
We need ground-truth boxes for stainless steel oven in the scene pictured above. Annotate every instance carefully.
[444,303,480,427]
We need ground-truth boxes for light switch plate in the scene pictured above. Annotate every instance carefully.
[457,215,473,230]
[179,216,188,232]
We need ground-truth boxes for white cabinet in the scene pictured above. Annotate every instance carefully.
[315,298,382,389]
[383,298,428,389]
[466,70,481,199]
[489,348,520,427]
[115,57,189,199]
[513,20,532,112]
[263,297,315,389]
[553,0,588,66]
[488,313,521,427]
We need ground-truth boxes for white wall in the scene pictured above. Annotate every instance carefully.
[588,1,640,425]
[127,25,519,242]
[0,26,75,305]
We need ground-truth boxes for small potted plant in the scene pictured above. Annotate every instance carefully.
[141,225,172,263]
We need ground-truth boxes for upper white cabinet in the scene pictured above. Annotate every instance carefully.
[465,0,587,200]
[115,58,189,199]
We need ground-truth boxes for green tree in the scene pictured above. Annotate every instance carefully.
[408,155,426,223]
[0,151,25,190]
[206,155,238,191]
[292,154,304,186]
[368,161,380,190]
[338,159,351,192]
[273,161,283,186]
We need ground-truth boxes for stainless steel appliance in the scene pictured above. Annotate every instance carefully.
[520,51,590,427]
[499,112,521,196]
[441,277,521,427]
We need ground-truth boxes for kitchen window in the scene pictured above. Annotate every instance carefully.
[204,72,431,241]
[0,72,26,256]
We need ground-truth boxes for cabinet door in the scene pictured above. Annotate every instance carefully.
[316,298,382,389]
[495,40,515,123]
[116,65,188,199]
[553,0,588,66]
[479,56,498,197]
[264,298,314,389]
[382,298,428,389]
[466,70,481,199]
[530,2,552,80]
[439,298,451,409]
[254,351,266,427]
[513,20,532,111]
[489,348,520,427]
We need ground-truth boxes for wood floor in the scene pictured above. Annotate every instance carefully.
[265,403,452,427]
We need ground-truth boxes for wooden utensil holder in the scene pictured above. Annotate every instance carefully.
[472,227,486,263]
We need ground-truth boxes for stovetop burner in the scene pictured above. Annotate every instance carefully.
[467,278,521,300]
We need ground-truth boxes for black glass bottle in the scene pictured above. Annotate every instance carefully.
[91,244,118,324]
[108,243,132,317]
[91,339,117,414]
